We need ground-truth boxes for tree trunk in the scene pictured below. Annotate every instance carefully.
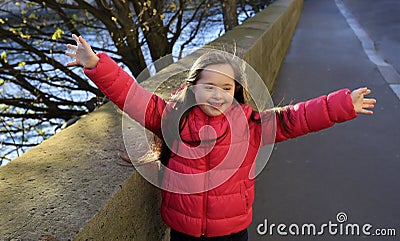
[220,0,238,31]
[132,0,172,62]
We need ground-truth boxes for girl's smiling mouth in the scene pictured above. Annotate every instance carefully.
[208,102,224,109]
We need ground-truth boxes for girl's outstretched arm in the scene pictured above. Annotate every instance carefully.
[271,88,376,143]
[65,34,166,137]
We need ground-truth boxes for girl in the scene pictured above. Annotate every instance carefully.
[66,34,376,241]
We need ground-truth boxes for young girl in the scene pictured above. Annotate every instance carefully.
[66,34,376,241]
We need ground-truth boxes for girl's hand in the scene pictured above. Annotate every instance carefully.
[66,34,99,69]
[351,87,376,114]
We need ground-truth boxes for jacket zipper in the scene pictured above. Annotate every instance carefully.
[201,119,210,236]
[201,167,208,236]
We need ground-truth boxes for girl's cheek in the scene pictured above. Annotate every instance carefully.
[194,90,210,104]
[194,93,204,105]
[227,93,234,102]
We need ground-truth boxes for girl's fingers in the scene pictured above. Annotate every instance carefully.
[66,44,78,50]
[363,88,371,94]
[66,60,79,67]
[357,87,371,96]
[352,87,376,115]
[66,34,84,67]
[361,109,374,115]
[363,98,377,109]
[78,36,89,48]
[79,36,96,56]
[67,34,97,68]
[364,98,377,104]
[363,98,376,108]
[72,34,80,43]
[363,104,375,109]
[65,51,77,58]
[359,88,371,97]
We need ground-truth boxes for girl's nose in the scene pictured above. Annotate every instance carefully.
[212,88,223,99]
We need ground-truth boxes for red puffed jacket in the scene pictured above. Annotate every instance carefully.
[84,53,357,237]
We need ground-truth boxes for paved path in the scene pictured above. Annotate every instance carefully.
[249,0,400,240]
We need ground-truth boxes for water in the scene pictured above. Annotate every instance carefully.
[0,3,266,166]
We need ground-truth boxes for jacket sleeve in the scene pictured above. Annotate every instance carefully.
[84,52,165,137]
[272,89,357,143]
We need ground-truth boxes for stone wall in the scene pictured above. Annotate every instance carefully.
[0,0,303,240]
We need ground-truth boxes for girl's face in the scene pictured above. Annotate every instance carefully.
[193,64,236,117]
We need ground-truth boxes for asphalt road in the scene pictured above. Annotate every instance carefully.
[248,0,400,240]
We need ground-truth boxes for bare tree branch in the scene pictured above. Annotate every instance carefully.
[0,0,240,163]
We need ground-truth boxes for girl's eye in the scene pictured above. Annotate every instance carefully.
[223,87,232,91]
[203,85,214,90]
